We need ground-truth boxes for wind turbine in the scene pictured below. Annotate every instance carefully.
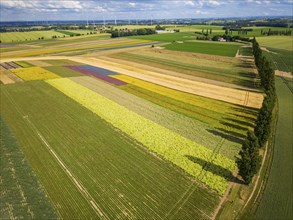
[103,15,106,27]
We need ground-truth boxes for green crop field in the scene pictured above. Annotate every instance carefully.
[164,41,240,57]
[0,30,66,43]
[130,32,196,42]
[0,37,152,58]
[257,36,293,50]
[3,19,284,220]
[0,116,57,219]
[1,80,220,219]
[255,77,293,219]
[263,48,293,73]
[238,47,253,56]
[165,25,224,33]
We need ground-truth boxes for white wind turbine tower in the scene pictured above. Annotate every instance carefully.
[103,15,106,27]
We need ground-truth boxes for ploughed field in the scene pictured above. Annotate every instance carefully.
[0,46,263,219]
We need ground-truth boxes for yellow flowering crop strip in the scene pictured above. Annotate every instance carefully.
[47,78,236,195]
[11,67,60,81]
[113,74,253,116]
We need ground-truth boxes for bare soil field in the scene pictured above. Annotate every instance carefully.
[0,67,23,84]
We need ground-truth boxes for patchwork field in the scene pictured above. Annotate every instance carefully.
[108,49,258,88]
[70,56,263,108]
[1,80,220,219]
[0,23,272,220]
[0,38,153,58]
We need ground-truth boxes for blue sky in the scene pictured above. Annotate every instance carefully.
[0,0,292,21]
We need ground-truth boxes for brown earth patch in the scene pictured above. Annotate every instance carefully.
[275,70,293,79]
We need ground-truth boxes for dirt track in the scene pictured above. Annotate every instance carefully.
[275,70,293,79]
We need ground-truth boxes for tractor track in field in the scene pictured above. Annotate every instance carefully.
[2,88,109,220]
[165,138,225,220]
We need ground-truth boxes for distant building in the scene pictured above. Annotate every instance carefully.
[156,30,175,34]
[218,37,226,42]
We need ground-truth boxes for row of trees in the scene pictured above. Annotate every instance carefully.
[261,29,292,36]
[237,38,276,184]
[111,28,156,38]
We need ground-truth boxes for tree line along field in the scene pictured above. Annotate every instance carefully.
[0,48,263,219]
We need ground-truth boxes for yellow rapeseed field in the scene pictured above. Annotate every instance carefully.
[11,67,60,81]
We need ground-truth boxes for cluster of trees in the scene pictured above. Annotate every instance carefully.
[237,38,276,184]
[155,25,165,30]
[261,29,292,36]
[111,28,156,38]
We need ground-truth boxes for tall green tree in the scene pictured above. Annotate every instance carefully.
[237,131,262,184]
[254,95,274,146]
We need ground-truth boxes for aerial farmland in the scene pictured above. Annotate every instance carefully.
[0,1,292,220]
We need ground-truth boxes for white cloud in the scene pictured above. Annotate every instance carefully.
[129,2,136,7]
[195,10,208,15]
[184,1,195,6]
[95,6,106,12]
[208,0,221,6]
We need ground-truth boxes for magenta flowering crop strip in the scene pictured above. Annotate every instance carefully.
[66,66,126,86]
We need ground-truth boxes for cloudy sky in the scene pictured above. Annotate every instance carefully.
[0,0,292,21]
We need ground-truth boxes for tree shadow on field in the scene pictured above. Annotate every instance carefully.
[220,121,248,132]
[237,71,255,78]
[231,113,256,123]
[224,117,254,128]
[185,155,244,184]
[231,105,259,116]
[207,129,244,145]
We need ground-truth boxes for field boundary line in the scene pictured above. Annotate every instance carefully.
[2,89,108,220]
